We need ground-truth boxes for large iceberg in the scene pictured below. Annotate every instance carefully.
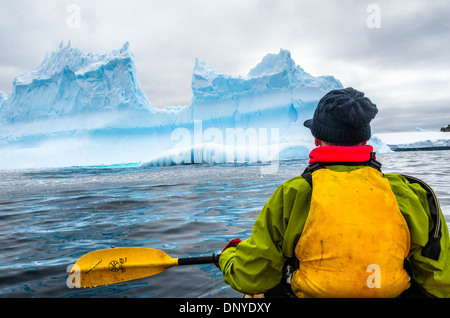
[151,49,344,169]
[1,41,153,122]
[0,42,189,169]
[1,42,400,170]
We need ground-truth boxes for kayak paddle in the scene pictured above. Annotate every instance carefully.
[68,247,218,288]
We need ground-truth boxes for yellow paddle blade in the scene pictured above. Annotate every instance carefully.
[69,247,179,288]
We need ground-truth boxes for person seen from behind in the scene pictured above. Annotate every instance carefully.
[218,87,450,298]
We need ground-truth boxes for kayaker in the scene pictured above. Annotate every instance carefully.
[218,87,450,298]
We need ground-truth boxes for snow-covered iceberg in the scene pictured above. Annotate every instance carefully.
[0,42,189,169]
[1,41,154,122]
[139,49,342,168]
[0,42,400,170]
[375,131,450,151]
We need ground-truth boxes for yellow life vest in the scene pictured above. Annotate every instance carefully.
[291,166,411,298]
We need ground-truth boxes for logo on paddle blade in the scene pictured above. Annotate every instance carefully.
[109,257,127,273]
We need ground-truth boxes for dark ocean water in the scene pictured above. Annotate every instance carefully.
[0,150,449,298]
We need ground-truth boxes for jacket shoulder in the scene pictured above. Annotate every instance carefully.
[384,173,429,195]
[281,175,313,192]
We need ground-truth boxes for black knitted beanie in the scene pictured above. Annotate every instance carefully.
[303,87,378,144]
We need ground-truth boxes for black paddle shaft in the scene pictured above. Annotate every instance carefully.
[178,253,219,266]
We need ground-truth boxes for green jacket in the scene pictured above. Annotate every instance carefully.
[219,165,450,298]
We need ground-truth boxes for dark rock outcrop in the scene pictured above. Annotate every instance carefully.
[441,124,450,132]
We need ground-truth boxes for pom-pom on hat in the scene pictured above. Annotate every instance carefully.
[304,87,378,144]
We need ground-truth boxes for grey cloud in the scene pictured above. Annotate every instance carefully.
[0,0,449,132]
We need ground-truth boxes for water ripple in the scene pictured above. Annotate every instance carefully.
[0,152,448,297]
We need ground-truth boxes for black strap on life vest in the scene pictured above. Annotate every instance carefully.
[300,153,442,261]
[401,175,442,261]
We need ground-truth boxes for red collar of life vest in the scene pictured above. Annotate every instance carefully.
[308,145,375,164]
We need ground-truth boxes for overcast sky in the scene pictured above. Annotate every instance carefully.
[0,0,449,133]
